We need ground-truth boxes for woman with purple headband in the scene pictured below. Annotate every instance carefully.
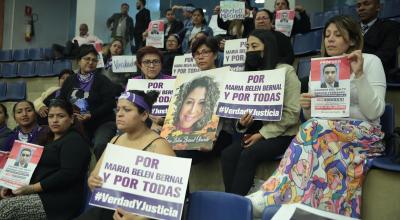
[78,90,175,220]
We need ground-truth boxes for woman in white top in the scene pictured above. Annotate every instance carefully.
[247,15,386,219]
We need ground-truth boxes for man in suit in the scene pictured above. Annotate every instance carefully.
[164,8,184,37]
[357,0,400,75]
[321,64,339,88]
[14,148,32,168]
[106,3,135,53]
[134,0,151,51]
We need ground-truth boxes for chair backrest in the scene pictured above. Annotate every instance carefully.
[0,63,18,78]
[53,60,72,75]
[381,103,395,136]
[293,29,323,56]
[13,49,30,61]
[312,12,324,29]
[0,82,6,101]
[381,0,400,18]
[5,81,27,101]
[187,191,253,220]
[35,61,54,76]
[0,49,13,62]
[28,48,45,61]
[17,61,36,77]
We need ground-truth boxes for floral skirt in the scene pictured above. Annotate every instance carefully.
[247,119,385,218]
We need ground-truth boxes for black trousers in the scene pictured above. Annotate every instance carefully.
[175,130,233,165]
[221,135,294,196]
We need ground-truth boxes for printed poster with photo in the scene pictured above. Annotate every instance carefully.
[310,55,351,118]
[0,151,8,174]
[89,143,191,220]
[112,56,137,73]
[172,54,200,76]
[223,38,247,71]
[216,68,286,121]
[275,10,295,37]
[160,67,230,151]
[126,79,176,116]
[0,141,44,190]
[220,1,245,21]
[146,20,165,48]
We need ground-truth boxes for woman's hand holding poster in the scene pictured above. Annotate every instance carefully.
[89,144,191,220]
[310,55,351,118]
[160,67,286,151]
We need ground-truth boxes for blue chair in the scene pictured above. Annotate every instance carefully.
[187,191,253,220]
[372,103,400,171]
[0,50,13,62]
[389,16,400,23]
[29,48,45,60]
[311,12,324,29]
[262,204,282,220]
[18,61,36,77]
[4,81,26,101]
[0,82,6,101]
[43,48,53,60]
[52,60,72,75]
[35,61,54,77]
[0,63,18,78]
[293,29,323,56]
[297,58,311,79]
[323,10,340,24]
[341,5,358,20]
[13,49,30,61]
[381,0,400,18]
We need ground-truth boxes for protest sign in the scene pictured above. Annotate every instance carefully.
[310,56,351,118]
[172,54,200,76]
[223,38,247,71]
[96,53,105,68]
[126,79,176,116]
[209,14,227,36]
[161,67,230,150]
[220,1,245,21]
[112,56,137,73]
[275,10,295,37]
[216,68,286,121]
[0,141,43,190]
[146,20,165,48]
[0,151,7,173]
[89,144,191,220]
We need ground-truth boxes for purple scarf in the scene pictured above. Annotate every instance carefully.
[77,72,95,92]
[1,124,41,151]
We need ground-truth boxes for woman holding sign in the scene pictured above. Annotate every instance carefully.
[78,90,175,220]
[0,99,91,220]
[221,29,301,196]
[247,16,386,218]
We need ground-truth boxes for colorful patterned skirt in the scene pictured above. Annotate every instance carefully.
[247,119,385,218]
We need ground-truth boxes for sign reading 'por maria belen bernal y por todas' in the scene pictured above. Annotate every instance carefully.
[89,144,191,220]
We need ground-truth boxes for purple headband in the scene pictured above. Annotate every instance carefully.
[118,92,150,111]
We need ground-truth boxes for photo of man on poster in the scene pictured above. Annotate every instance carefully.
[151,22,160,35]
[321,64,339,88]
[280,11,289,23]
[14,148,32,168]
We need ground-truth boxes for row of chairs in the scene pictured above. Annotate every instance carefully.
[0,81,26,102]
[0,60,72,78]
[0,48,52,62]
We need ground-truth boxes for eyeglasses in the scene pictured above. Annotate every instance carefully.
[193,50,212,58]
[82,57,98,63]
[142,59,161,66]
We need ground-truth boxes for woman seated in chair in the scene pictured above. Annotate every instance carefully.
[0,99,91,220]
[77,90,175,220]
[247,15,386,219]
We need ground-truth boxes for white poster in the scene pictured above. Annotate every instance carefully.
[146,20,165,48]
[275,10,295,37]
[220,1,245,21]
[223,38,247,71]
[112,56,137,73]
[172,54,200,76]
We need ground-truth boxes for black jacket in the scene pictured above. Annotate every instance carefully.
[273,30,294,65]
[31,130,91,220]
[363,19,400,74]
[59,70,116,132]
[166,19,184,36]
[134,8,151,40]
[217,15,255,38]
[106,13,135,41]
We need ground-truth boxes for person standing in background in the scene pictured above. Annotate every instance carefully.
[106,3,135,54]
[134,0,151,52]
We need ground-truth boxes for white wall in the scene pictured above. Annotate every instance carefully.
[3,0,74,49]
